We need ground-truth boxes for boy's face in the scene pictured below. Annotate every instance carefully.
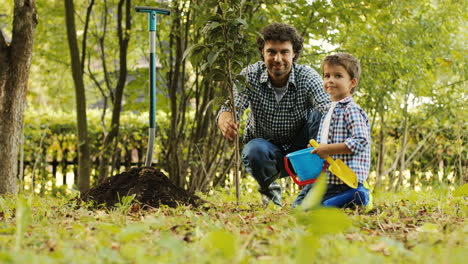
[263,40,296,83]
[323,63,357,101]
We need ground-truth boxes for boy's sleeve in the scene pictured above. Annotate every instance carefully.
[343,105,370,153]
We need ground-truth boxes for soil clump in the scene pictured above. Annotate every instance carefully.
[79,167,204,209]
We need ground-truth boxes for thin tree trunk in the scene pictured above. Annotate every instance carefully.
[166,4,186,187]
[394,85,410,192]
[0,0,37,194]
[375,113,385,190]
[64,0,91,192]
[97,0,131,182]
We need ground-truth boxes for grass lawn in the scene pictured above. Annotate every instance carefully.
[0,184,466,263]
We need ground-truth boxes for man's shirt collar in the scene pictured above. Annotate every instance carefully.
[260,63,297,90]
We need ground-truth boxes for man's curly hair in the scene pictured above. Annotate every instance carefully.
[257,23,304,62]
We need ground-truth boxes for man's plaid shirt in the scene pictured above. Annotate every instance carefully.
[317,96,371,184]
[219,61,330,150]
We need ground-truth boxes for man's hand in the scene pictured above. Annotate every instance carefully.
[218,112,239,141]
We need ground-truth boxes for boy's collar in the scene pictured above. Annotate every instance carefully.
[333,96,353,104]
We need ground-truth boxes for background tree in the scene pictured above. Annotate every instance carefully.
[327,0,467,190]
[0,0,38,194]
[1,0,464,194]
[64,0,92,192]
[93,0,132,182]
[185,0,258,200]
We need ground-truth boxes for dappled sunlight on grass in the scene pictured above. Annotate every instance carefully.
[0,184,466,263]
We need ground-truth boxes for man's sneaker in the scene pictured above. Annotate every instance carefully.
[261,194,271,206]
[259,182,282,207]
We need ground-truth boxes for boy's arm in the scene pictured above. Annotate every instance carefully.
[311,143,351,159]
[311,104,370,159]
[343,105,370,154]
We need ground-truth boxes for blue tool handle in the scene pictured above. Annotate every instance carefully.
[135,6,170,15]
[136,6,170,167]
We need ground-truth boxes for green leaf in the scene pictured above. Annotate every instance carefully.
[219,3,229,14]
[453,184,468,197]
[297,207,352,235]
[15,196,32,250]
[206,69,226,81]
[207,50,221,66]
[300,173,327,211]
[417,223,439,233]
[203,21,221,35]
[117,224,147,242]
[182,43,207,62]
[234,18,248,28]
[296,234,320,262]
[202,230,237,260]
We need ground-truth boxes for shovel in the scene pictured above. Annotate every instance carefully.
[309,139,358,189]
[135,6,171,167]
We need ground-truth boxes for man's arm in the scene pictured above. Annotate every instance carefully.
[216,65,254,141]
[307,67,331,114]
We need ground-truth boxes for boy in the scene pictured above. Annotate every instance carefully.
[292,53,371,208]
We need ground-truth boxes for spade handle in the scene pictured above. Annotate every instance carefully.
[309,139,336,165]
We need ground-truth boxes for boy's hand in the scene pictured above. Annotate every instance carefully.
[311,144,332,159]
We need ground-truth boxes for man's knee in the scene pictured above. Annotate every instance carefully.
[242,138,276,164]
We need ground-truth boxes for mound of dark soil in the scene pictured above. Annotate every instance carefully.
[79,167,204,209]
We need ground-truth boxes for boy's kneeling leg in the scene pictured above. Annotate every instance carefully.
[322,184,370,208]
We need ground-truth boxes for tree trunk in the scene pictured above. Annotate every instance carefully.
[0,0,37,194]
[64,0,91,192]
[375,113,385,190]
[166,3,187,187]
[97,0,131,182]
[394,85,410,192]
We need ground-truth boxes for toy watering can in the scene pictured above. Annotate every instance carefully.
[284,147,326,186]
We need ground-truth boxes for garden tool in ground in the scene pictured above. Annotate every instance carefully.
[135,6,170,167]
[309,139,358,189]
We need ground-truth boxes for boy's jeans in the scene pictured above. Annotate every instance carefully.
[241,110,321,206]
[292,183,371,208]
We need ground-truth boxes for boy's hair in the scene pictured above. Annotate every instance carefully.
[322,53,361,93]
[257,23,304,62]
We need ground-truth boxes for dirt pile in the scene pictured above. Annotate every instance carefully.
[79,167,204,209]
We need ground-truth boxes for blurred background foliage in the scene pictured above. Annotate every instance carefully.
[0,0,466,194]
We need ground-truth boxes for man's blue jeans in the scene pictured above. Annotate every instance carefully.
[241,110,321,193]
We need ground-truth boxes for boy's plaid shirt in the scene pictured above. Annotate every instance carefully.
[317,96,371,184]
[219,61,330,150]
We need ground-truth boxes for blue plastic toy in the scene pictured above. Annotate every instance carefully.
[284,147,326,185]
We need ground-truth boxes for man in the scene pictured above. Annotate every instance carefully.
[217,23,330,206]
